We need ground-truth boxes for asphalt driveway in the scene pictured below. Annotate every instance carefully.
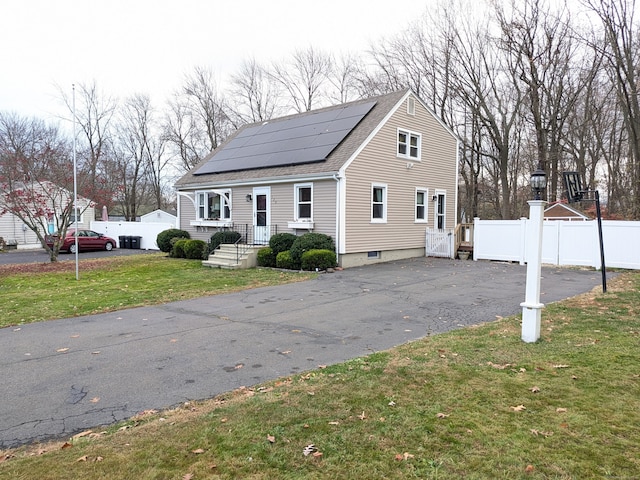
[0,257,609,449]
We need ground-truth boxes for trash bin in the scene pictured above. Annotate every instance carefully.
[118,236,127,249]
[122,236,131,249]
[130,236,141,249]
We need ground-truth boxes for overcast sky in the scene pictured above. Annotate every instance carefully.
[1,0,433,120]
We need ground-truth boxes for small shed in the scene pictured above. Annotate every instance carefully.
[141,210,177,226]
[544,202,589,221]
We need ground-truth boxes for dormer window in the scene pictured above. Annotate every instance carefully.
[397,129,421,160]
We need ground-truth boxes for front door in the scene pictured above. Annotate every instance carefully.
[253,187,271,245]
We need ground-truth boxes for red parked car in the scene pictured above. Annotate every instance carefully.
[45,229,117,254]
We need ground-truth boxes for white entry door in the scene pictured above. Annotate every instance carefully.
[253,187,271,245]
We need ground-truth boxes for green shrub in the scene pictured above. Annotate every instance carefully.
[276,250,297,270]
[257,247,276,267]
[171,238,189,258]
[209,230,242,253]
[289,233,335,266]
[184,239,208,260]
[157,229,191,253]
[301,249,337,271]
[269,233,298,255]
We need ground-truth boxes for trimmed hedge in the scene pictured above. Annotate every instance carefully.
[184,239,208,260]
[171,238,190,258]
[157,229,190,253]
[289,233,335,266]
[257,247,276,267]
[276,251,297,270]
[209,230,242,253]
[269,233,298,255]
[301,249,337,271]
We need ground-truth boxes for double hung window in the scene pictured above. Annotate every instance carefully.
[295,184,312,220]
[397,129,421,160]
[372,184,387,222]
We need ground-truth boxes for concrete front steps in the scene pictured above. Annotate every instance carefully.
[202,244,263,269]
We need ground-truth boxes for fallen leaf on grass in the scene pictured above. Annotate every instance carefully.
[529,386,541,393]
[511,405,526,412]
[72,430,93,440]
[183,474,194,480]
[488,362,513,369]
[553,364,570,369]
[358,411,366,420]
[525,464,535,473]
[76,455,88,462]
[436,412,450,418]
[395,452,415,461]
[312,451,323,458]
[328,421,340,425]
[556,407,567,413]
[61,442,73,449]
[191,448,205,454]
[388,401,396,407]
[267,434,276,443]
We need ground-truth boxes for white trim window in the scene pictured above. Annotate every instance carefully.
[415,188,428,222]
[397,128,421,160]
[435,191,446,230]
[196,190,231,221]
[69,207,82,225]
[295,183,313,221]
[371,183,387,223]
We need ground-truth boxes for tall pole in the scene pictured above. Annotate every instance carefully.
[521,199,546,343]
[73,84,79,281]
[594,191,607,293]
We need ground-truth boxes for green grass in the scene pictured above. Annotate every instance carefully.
[0,253,314,328]
[1,262,639,479]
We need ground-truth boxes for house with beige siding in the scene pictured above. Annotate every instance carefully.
[174,89,459,268]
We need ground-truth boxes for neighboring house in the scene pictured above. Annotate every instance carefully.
[141,209,177,226]
[174,89,459,268]
[0,181,95,249]
[544,202,589,221]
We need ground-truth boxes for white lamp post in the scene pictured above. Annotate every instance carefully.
[521,167,547,343]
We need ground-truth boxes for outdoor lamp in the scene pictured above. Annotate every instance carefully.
[531,167,547,200]
[246,194,252,202]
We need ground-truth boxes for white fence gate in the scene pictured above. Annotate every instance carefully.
[426,228,455,258]
[473,218,640,270]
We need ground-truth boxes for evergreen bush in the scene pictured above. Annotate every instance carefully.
[289,233,335,265]
[276,250,297,270]
[157,229,190,253]
[301,249,337,271]
[268,233,298,255]
[184,239,208,260]
[171,238,189,258]
[257,247,276,267]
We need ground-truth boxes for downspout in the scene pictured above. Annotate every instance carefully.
[333,173,340,265]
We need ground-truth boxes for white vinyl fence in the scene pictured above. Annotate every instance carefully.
[90,221,176,250]
[473,218,640,270]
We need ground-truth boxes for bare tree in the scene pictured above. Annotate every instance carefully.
[164,66,234,173]
[584,0,640,218]
[227,58,284,125]
[58,81,119,213]
[0,113,85,261]
[269,46,333,112]
[114,94,163,220]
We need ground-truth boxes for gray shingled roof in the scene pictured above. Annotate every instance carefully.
[174,88,410,188]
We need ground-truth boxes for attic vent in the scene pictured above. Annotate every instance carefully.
[407,97,416,116]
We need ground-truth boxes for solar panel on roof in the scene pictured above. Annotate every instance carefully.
[193,100,376,175]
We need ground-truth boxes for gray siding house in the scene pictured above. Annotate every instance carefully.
[174,89,458,268]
